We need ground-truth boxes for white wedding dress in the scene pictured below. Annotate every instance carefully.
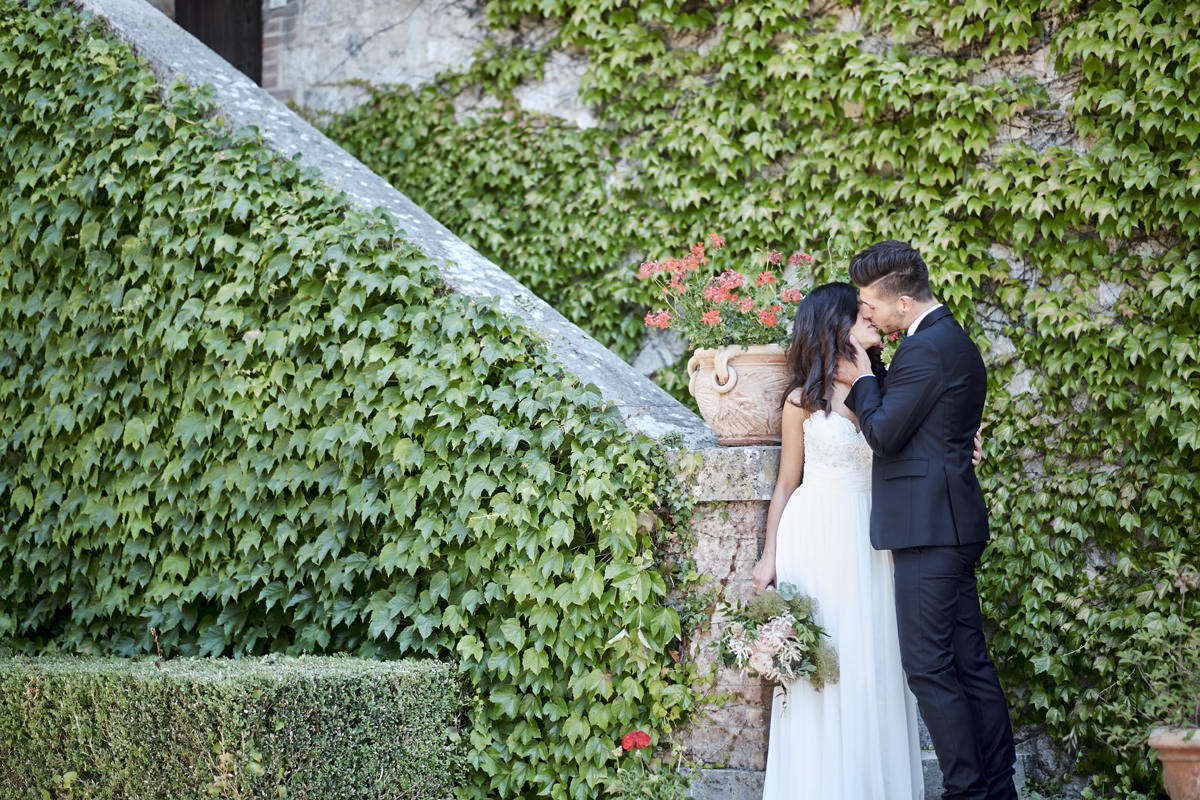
[762,409,924,800]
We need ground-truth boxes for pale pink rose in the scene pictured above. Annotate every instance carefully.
[748,650,774,675]
[755,632,783,655]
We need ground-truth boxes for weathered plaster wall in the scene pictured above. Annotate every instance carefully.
[260,0,595,127]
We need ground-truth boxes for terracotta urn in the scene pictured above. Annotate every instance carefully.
[687,344,792,446]
[1150,727,1200,800]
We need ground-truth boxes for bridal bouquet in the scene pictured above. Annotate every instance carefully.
[717,582,838,690]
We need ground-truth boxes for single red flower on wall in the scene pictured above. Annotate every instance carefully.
[621,729,652,750]
[756,271,776,286]
[708,233,725,248]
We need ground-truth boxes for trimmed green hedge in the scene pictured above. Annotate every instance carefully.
[0,655,465,799]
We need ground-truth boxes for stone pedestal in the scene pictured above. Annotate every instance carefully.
[673,446,778,772]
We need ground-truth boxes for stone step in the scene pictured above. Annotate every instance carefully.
[689,724,1035,800]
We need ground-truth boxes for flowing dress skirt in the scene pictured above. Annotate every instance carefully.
[761,470,924,800]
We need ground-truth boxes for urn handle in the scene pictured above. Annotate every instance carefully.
[712,348,738,394]
[687,351,702,398]
[688,349,740,397]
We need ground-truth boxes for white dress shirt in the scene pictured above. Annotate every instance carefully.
[906,302,944,337]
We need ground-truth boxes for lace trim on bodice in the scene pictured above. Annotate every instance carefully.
[802,410,873,476]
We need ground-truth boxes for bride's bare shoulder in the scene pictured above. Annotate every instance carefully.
[783,388,810,411]
[781,392,812,434]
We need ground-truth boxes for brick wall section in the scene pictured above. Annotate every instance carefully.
[261,0,299,102]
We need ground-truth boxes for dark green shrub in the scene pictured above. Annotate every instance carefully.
[0,655,465,799]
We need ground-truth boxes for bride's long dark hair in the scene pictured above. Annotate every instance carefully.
[783,282,887,413]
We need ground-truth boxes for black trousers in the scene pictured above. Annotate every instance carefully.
[892,543,1018,800]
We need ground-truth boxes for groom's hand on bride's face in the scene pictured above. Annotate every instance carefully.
[835,335,873,385]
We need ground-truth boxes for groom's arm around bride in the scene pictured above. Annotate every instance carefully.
[837,240,1019,800]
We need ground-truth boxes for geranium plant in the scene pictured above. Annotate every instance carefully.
[717,582,838,690]
[607,728,692,800]
[638,234,813,350]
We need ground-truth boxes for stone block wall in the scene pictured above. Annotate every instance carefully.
[683,496,772,769]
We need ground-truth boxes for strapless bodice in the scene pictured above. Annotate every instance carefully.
[801,409,873,490]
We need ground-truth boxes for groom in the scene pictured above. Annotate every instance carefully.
[837,241,1018,800]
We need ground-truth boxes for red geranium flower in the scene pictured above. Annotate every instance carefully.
[717,270,745,290]
[644,309,671,329]
[704,282,731,302]
[621,729,651,750]
[701,309,722,325]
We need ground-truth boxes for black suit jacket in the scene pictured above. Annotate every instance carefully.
[845,306,990,550]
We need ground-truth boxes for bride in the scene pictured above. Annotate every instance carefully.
[752,282,976,799]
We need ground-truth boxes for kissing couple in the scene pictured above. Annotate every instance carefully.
[752,240,1019,800]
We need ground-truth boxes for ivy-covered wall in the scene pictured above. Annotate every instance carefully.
[316,1,1200,795]
[0,3,702,799]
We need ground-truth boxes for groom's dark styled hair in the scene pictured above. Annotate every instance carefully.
[848,240,934,301]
